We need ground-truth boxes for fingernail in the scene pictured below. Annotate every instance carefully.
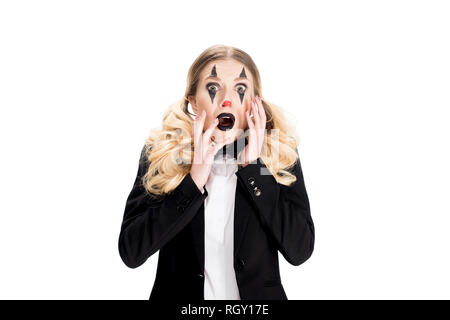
[202,110,205,116]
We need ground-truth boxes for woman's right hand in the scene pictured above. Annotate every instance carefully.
[190,110,233,192]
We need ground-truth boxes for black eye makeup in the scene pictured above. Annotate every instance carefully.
[206,82,247,104]
[240,67,247,78]
[206,82,219,104]
[237,82,246,104]
[210,64,217,78]
[208,65,218,103]
[204,65,249,104]
[238,67,247,103]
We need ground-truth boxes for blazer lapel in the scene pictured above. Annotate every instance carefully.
[189,185,253,272]
[189,182,254,271]
[233,181,253,258]
[189,202,205,271]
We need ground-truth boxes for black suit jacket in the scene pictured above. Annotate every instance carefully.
[118,145,315,300]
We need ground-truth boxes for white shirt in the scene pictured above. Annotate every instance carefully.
[201,153,241,300]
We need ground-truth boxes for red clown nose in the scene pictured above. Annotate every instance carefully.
[222,100,232,107]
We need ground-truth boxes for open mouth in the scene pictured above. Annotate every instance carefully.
[216,113,235,131]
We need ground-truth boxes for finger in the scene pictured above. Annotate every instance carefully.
[256,96,267,129]
[193,113,200,145]
[246,109,258,149]
[193,111,206,165]
[255,97,266,142]
[246,110,255,131]
[204,138,217,163]
[194,110,206,145]
[205,136,221,161]
[246,96,254,118]
[251,100,262,148]
[254,98,265,131]
[203,118,219,145]
[251,100,261,132]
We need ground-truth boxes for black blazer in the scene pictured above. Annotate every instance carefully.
[118,145,315,300]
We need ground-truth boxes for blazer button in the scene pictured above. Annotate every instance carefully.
[236,259,245,271]
[247,177,255,186]
[254,188,261,196]
[180,198,191,207]
[198,273,204,278]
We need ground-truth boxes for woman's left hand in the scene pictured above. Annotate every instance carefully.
[240,95,267,167]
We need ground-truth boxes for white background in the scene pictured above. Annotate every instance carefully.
[1,0,449,299]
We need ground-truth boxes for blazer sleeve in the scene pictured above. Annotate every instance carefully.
[235,149,315,266]
[118,145,208,268]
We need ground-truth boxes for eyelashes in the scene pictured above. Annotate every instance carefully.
[206,82,247,104]
[236,84,246,95]
[206,82,219,93]
[206,82,247,94]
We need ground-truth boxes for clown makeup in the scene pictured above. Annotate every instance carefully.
[210,64,217,77]
[239,67,247,78]
[188,59,255,145]
[238,67,247,103]
[207,65,218,104]
[206,64,249,105]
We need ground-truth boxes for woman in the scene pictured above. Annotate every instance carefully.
[118,44,315,300]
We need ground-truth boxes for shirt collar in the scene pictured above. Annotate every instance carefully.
[211,153,238,177]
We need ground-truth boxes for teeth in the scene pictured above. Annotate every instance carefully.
[218,116,233,127]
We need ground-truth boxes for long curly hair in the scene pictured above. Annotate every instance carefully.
[141,44,301,200]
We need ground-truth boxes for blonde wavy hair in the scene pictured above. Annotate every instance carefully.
[142,44,301,200]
